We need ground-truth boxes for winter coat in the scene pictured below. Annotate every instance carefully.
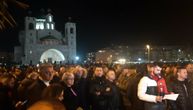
[170,79,193,110]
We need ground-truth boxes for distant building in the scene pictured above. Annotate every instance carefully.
[95,48,115,63]
[0,52,13,65]
[14,11,76,65]
[85,52,96,64]
[94,45,193,64]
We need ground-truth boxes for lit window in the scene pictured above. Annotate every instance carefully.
[48,16,52,22]
[40,23,44,29]
[36,24,39,29]
[36,22,44,30]
[51,24,54,29]
[29,50,32,54]
[47,23,50,29]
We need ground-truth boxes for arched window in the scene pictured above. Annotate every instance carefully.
[48,15,52,22]
[29,23,34,30]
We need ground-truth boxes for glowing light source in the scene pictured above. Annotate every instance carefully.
[75,56,79,61]
[118,58,126,64]
[48,16,52,22]
[146,44,150,63]
[51,24,54,29]
[47,23,50,29]
[36,22,44,30]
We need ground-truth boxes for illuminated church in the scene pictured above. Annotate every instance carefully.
[14,12,76,65]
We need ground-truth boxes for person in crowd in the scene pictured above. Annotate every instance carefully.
[73,66,90,110]
[105,69,122,110]
[17,72,39,101]
[89,66,110,110]
[102,65,109,75]
[186,63,193,80]
[138,63,169,110]
[112,64,122,80]
[41,83,64,102]
[169,66,193,110]
[186,63,193,87]
[164,65,178,92]
[58,66,66,79]
[26,63,54,107]
[27,100,66,110]
[127,64,147,110]
[116,66,136,110]
[0,74,16,110]
[50,70,61,84]
[61,71,80,110]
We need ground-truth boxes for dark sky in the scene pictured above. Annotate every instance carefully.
[1,0,193,57]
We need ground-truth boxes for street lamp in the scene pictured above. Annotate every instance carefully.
[146,45,150,63]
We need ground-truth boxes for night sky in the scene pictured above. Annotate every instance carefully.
[1,0,193,57]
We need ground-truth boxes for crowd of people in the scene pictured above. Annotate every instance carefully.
[0,62,193,110]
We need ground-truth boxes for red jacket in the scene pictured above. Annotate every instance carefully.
[151,75,169,94]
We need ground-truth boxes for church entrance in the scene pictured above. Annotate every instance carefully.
[40,49,65,64]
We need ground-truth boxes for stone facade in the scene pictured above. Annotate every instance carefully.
[14,12,76,65]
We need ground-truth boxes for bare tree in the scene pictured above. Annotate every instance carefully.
[0,0,29,30]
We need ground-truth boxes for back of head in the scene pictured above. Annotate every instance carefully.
[27,100,66,110]
[41,83,64,101]
[136,64,148,75]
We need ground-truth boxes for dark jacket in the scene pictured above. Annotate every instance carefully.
[127,73,144,110]
[27,79,47,107]
[75,77,90,110]
[105,79,122,110]
[170,79,193,110]
[62,82,79,110]
[17,77,35,101]
[0,85,15,110]
[89,76,109,110]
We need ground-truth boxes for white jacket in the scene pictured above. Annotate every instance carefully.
[137,76,157,103]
